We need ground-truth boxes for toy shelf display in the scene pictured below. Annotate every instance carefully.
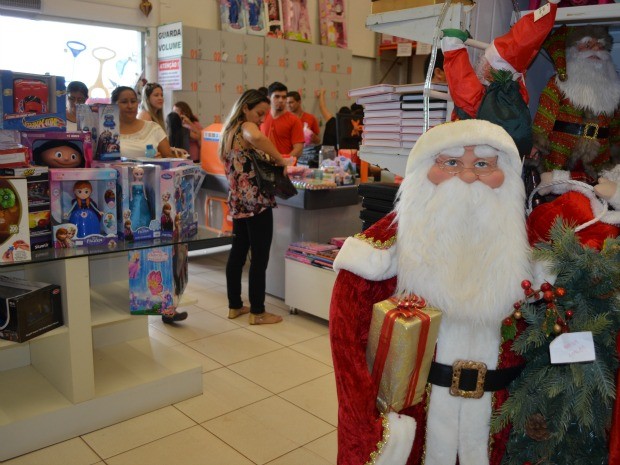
[0,228,231,462]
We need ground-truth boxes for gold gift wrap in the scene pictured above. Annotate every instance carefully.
[366,296,442,413]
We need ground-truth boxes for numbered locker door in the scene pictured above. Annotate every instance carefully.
[302,71,321,116]
[322,46,340,74]
[307,44,323,73]
[180,58,198,92]
[198,61,222,94]
[196,91,222,125]
[197,29,222,62]
[220,31,246,65]
[221,62,245,96]
[264,66,287,88]
[243,65,264,91]
[171,91,198,117]
[287,68,305,99]
[182,26,200,59]
[320,73,340,102]
[264,37,288,69]
[220,92,241,124]
[243,34,265,67]
[338,49,353,77]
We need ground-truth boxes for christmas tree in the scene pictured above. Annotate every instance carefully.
[492,222,620,465]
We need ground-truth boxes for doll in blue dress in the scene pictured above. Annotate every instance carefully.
[65,181,102,237]
[129,166,152,230]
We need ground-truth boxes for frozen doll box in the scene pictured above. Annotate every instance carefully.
[50,168,118,248]
[159,165,202,239]
[76,103,121,161]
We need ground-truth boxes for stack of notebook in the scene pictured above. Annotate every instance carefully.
[285,241,340,270]
[357,182,400,231]
[349,82,451,153]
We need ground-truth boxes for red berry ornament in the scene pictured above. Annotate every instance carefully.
[503,317,513,326]
[521,280,532,290]
[540,282,552,292]
[543,290,555,302]
[555,287,566,297]
[565,309,574,319]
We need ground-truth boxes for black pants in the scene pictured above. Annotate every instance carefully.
[226,208,273,314]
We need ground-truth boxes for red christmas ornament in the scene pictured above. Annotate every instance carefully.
[521,280,532,290]
[513,302,522,310]
[541,282,552,292]
[503,317,513,326]
[525,288,534,297]
[543,290,555,302]
[555,287,566,297]
[565,309,574,319]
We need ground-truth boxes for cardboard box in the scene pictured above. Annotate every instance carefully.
[0,275,62,343]
[21,131,93,168]
[0,177,31,263]
[76,103,121,161]
[0,70,66,132]
[0,166,51,250]
[50,168,118,248]
[371,0,472,14]
[159,165,202,239]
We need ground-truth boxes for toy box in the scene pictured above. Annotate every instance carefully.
[21,131,93,168]
[0,275,63,343]
[0,177,31,262]
[0,166,51,251]
[76,103,121,161]
[0,70,66,132]
[110,162,161,241]
[50,168,118,248]
[371,0,472,13]
[159,165,201,239]
[128,244,188,316]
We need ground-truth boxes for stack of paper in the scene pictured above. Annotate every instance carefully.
[285,242,340,270]
[349,83,451,152]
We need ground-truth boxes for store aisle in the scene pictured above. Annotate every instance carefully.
[2,251,338,465]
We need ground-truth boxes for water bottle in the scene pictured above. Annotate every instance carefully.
[145,144,156,158]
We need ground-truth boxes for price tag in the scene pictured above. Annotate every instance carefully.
[416,42,432,55]
[549,331,596,364]
[534,2,551,22]
[397,42,413,57]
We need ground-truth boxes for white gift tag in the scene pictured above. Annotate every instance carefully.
[534,2,551,22]
[549,331,596,364]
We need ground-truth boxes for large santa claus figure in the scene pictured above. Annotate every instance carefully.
[534,25,620,190]
[330,119,533,465]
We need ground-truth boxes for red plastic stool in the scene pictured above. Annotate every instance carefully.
[205,195,232,233]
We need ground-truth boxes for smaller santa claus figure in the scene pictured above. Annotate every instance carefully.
[330,119,533,465]
[533,25,620,191]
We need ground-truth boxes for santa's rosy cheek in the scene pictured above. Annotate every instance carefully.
[427,165,453,185]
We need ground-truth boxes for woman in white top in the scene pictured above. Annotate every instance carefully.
[111,86,175,159]
[137,82,166,131]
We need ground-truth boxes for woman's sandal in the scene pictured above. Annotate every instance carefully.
[228,306,250,319]
[249,312,283,325]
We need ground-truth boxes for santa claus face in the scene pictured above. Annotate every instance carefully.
[427,145,505,189]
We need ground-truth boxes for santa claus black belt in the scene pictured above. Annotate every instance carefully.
[428,360,525,399]
[552,121,609,139]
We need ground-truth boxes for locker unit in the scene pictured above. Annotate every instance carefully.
[197,29,222,62]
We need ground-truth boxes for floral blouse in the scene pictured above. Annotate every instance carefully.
[223,128,276,219]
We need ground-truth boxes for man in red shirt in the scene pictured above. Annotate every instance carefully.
[286,90,320,146]
[260,82,304,159]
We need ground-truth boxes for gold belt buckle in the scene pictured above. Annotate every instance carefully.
[450,360,487,399]
[583,123,599,140]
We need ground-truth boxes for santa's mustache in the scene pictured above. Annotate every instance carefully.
[576,49,609,61]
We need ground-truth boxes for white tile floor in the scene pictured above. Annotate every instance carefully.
[2,251,338,465]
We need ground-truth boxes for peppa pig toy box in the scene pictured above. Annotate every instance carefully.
[50,168,118,248]
[128,244,188,316]
[0,71,66,132]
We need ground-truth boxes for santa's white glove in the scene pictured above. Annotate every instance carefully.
[537,170,570,196]
[440,28,470,52]
[596,165,620,209]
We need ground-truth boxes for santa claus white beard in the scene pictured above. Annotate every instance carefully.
[394,171,531,326]
[557,47,620,116]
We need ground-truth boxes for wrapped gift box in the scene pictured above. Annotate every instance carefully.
[366,295,442,413]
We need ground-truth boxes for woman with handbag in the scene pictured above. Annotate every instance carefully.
[219,89,295,325]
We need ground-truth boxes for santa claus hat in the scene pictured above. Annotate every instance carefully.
[405,119,521,177]
[487,0,558,74]
[544,24,613,81]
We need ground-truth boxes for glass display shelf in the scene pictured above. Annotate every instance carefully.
[0,227,232,268]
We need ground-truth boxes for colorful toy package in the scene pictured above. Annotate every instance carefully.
[128,244,188,316]
[0,70,66,132]
[21,131,93,168]
[76,103,121,161]
[50,168,118,248]
[125,157,192,169]
[159,165,203,239]
[0,166,51,250]
[111,162,161,241]
[0,177,31,262]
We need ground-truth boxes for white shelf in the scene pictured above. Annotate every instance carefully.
[366,3,471,45]
[519,4,620,26]
[285,258,336,321]
[359,147,410,177]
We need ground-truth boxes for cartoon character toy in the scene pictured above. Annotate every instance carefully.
[64,180,102,237]
[33,140,84,168]
[129,167,151,230]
